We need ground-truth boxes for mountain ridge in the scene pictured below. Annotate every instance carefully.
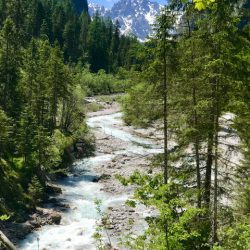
[89,0,162,41]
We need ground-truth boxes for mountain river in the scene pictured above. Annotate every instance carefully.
[19,111,162,250]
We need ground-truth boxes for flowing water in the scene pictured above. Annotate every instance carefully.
[19,112,162,250]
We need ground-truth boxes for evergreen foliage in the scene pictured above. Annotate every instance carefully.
[0,0,249,249]
[0,0,140,220]
[120,0,250,249]
[0,0,139,73]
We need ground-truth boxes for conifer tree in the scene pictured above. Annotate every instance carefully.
[87,13,109,72]
[0,18,21,117]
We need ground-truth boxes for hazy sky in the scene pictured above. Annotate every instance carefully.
[90,0,168,8]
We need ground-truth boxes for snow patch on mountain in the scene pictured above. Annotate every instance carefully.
[88,2,110,16]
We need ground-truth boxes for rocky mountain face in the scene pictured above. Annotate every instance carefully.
[89,0,162,41]
[88,2,110,16]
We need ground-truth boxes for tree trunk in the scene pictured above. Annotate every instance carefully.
[162,9,169,250]
[193,104,201,208]
[60,99,66,132]
[187,14,202,209]
[163,11,168,186]
[191,43,201,209]
[2,34,9,111]
[213,79,219,244]
[0,231,17,250]
[204,128,213,208]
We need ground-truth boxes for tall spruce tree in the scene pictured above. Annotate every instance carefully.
[0,18,21,117]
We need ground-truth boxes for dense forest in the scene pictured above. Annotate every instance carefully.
[0,0,140,221]
[0,0,250,249]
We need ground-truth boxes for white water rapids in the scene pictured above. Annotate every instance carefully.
[19,112,163,250]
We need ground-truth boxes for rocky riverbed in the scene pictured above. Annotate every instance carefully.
[83,100,163,247]
[14,97,163,250]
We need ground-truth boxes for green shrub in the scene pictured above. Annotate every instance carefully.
[79,68,132,96]
[121,82,162,127]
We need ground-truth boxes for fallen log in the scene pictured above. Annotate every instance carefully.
[0,230,17,250]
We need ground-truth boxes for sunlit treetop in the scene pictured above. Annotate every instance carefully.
[180,0,216,11]
[193,0,216,10]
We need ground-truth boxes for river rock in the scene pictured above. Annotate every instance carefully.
[106,225,115,230]
[13,222,33,239]
[54,203,70,212]
[58,203,70,209]
[32,208,62,226]
[77,229,84,236]
[20,222,33,235]
[105,243,118,250]
[52,170,68,179]
[92,176,99,182]
[49,213,61,225]
[99,174,111,180]
[76,147,84,157]
[92,174,111,182]
[47,197,58,204]
[46,184,62,195]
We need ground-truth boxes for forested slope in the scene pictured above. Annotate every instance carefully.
[0,0,140,221]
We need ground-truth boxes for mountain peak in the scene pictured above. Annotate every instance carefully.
[89,0,161,41]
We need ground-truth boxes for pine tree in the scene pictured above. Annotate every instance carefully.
[87,13,109,72]
[79,10,90,60]
[7,0,27,32]
[0,108,11,157]
[0,0,7,27]
[63,17,80,62]
[17,105,37,167]
[47,45,71,131]
[30,0,45,37]
[110,20,120,72]
[52,4,66,47]
[0,18,21,117]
